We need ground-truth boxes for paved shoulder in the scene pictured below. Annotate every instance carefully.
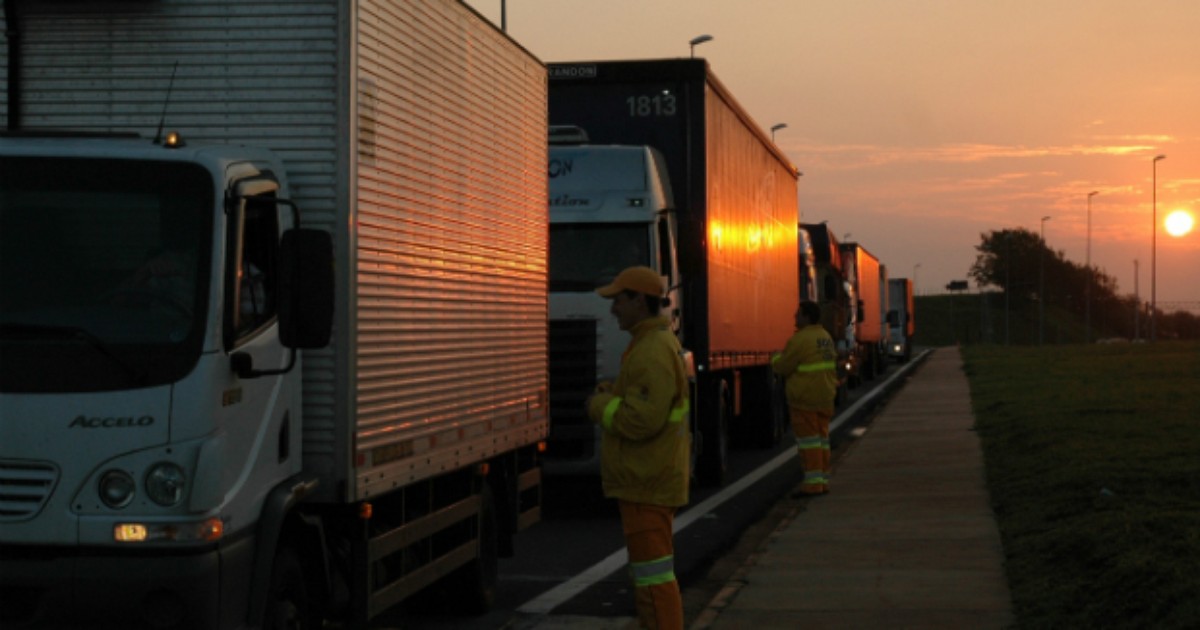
[694,347,1014,629]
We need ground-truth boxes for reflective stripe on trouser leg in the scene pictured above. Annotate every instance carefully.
[618,501,683,630]
[822,435,832,478]
[789,408,832,493]
[630,555,676,587]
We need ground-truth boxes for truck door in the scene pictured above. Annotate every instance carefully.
[656,216,682,334]
[214,176,300,502]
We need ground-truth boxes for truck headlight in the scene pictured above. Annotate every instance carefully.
[99,470,136,509]
[145,463,187,506]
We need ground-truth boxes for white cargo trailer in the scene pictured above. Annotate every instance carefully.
[0,1,548,627]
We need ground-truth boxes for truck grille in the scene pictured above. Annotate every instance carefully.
[0,461,58,521]
[549,319,598,429]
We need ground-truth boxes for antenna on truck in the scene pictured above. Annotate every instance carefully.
[153,62,180,145]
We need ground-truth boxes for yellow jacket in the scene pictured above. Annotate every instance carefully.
[587,316,691,507]
[772,324,838,412]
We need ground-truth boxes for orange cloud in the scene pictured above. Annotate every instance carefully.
[789,141,1166,170]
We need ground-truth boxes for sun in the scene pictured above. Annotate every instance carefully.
[1164,210,1195,237]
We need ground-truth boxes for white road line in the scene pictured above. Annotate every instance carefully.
[516,350,929,615]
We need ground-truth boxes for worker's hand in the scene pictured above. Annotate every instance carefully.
[594,380,613,395]
[588,391,614,424]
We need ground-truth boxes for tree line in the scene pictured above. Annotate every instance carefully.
[968,228,1200,341]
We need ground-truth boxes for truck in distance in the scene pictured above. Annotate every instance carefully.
[547,59,800,486]
[840,241,887,385]
[887,277,916,362]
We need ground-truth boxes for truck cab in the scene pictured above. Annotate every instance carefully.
[0,133,331,628]
[799,223,855,384]
[545,130,682,474]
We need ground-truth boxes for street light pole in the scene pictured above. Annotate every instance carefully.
[1085,191,1098,343]
[1004,232,1011,346]
[1040,216,1051,345]
[1133,259,1140,341]
[689,34,713,58]
[913,263,921,297]
[1151,154,1166,342]
[770,123,787,142]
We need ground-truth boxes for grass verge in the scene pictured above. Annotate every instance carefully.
[963,341,1200,629]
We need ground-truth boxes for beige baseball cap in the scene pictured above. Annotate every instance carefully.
[596,266,665,298]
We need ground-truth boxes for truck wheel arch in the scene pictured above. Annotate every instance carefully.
[247,475,325,626]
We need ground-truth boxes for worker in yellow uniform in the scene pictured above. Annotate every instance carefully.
[772,300,839,497]
[587,266,691,630]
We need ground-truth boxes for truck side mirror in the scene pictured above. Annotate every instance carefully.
[278,228,334,349]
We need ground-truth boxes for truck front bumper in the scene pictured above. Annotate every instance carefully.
[0,532,255,630]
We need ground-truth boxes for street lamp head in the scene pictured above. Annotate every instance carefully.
[1154,154,1166,163]
[1042,215,1051,222]
[1088,190,1098,198]
[770,123,787,133]
[689,34,714,57]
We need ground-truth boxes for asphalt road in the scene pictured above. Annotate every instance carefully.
[373,356,920,629]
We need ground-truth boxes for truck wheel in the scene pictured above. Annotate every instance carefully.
[747,375,785,449]
[696,381,730,487]
[263,546,316,630]
[771,380,787,445]
[449,484,499,615]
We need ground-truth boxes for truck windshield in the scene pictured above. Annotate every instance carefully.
[549,224,651,292]
[0,157,213,393]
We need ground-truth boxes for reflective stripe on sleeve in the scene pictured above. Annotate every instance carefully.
[795,361,837,373]
[630,555,676,588]
[668,398,689,423]
[601,396,622,432]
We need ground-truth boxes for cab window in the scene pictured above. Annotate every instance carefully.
[227,193,279,346]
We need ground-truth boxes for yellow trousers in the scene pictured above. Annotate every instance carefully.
[618,501,683,630]
[789,408,832,494]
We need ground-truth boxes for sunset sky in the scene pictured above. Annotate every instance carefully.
[465,0,1199,309]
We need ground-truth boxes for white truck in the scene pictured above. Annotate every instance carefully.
[545,130,685,475]
[0,1,548,628]
[887,277,915,362]
[547,60,799,486]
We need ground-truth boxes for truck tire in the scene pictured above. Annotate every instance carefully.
[862,350,876,381]
[449,484,499,615]
[695,381,730,487]
[263,546,316,630]
[745,374,785,449]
